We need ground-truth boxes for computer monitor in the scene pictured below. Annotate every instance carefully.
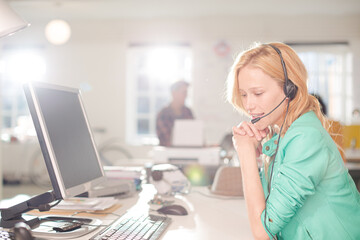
[0,82,106,228]
[172,120,204,147]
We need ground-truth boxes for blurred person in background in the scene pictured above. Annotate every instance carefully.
[156,80,194,146]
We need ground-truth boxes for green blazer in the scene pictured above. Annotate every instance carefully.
[260,111,360,239]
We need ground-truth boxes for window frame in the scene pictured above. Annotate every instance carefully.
[125,43,193,145]
[1,46,46,131]
[290,43,352,124]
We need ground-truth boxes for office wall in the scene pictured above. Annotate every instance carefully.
[1,14,360,158]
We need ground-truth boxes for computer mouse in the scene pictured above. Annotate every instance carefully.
[13,222,33,240]
[157,204,188,216]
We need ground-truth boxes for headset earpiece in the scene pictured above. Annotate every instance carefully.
[283,78,298,101]
[267,44,298,101]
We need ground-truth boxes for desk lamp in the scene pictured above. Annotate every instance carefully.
[0,0,29,38]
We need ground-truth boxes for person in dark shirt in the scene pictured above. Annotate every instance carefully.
[312,93,327,115]
[156,80,194,146]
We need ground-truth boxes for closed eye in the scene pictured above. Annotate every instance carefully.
[255,92,263,96]
[239,91,247,97]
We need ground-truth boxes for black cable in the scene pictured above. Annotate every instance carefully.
[49,199,62,208]
[263,100,290,240]
[0,199,62,212]
[252,97,287,124]
[28,199,62,211]
[40,223,108,228]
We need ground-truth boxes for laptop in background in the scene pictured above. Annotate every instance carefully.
[172,120,204,147]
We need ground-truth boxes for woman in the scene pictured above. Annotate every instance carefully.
[227,42,360,239]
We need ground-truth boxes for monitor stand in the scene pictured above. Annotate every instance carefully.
[0,191,57,228]
[31,215,102,239]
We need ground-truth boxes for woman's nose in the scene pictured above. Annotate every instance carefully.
[245,97,255,112]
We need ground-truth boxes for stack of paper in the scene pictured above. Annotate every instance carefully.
[52,197,117,211]
[104,166,145,191]
[104,166,144,180]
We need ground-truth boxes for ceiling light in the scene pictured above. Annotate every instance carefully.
[45,19,71,45]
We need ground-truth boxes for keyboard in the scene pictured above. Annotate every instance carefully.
[90,212,171,240]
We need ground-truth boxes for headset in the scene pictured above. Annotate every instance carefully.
[251,44,298,124]
[258,44,298,239]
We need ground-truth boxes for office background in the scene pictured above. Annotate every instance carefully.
[0,0,360,196]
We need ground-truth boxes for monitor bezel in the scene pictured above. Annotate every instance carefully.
[24,82,106,199]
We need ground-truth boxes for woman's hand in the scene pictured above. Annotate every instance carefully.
[232,121,269,157]
[233,121,268,141]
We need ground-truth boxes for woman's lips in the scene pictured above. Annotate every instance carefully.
[251,113,264,119]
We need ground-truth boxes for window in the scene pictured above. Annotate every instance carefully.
[291,43,352,124]
[0,46,46,140]
[126,44,192,145]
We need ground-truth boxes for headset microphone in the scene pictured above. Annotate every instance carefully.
[251,96,287,124]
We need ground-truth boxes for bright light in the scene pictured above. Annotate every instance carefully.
[146,47,180,82]
[3,49,46,83]
[45,19,71,45]
[0,60,4,74]
[185,165,206,185]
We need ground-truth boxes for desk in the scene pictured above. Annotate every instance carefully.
[35,185,252,240]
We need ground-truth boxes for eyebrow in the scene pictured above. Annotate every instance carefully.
[238,87,265,91]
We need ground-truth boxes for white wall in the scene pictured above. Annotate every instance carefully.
[1,14,360,158]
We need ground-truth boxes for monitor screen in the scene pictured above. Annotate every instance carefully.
[172,120,204,147]
[23,82,106,199]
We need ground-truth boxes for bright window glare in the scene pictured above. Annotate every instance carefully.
[0,60,4,73]
[3,50,46,83]
[146,47,181,83]
[126,44,192,145]
[296,45,352,124]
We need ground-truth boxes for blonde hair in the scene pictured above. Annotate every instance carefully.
[227,42,330,173]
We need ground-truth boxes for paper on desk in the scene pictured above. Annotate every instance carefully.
[52,197,117,211]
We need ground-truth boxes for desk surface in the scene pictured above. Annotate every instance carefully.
[36,185,252,240]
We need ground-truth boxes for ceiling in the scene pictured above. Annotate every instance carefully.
[8,0,360,21]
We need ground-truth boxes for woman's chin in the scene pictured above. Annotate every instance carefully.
[254,122,269,131]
